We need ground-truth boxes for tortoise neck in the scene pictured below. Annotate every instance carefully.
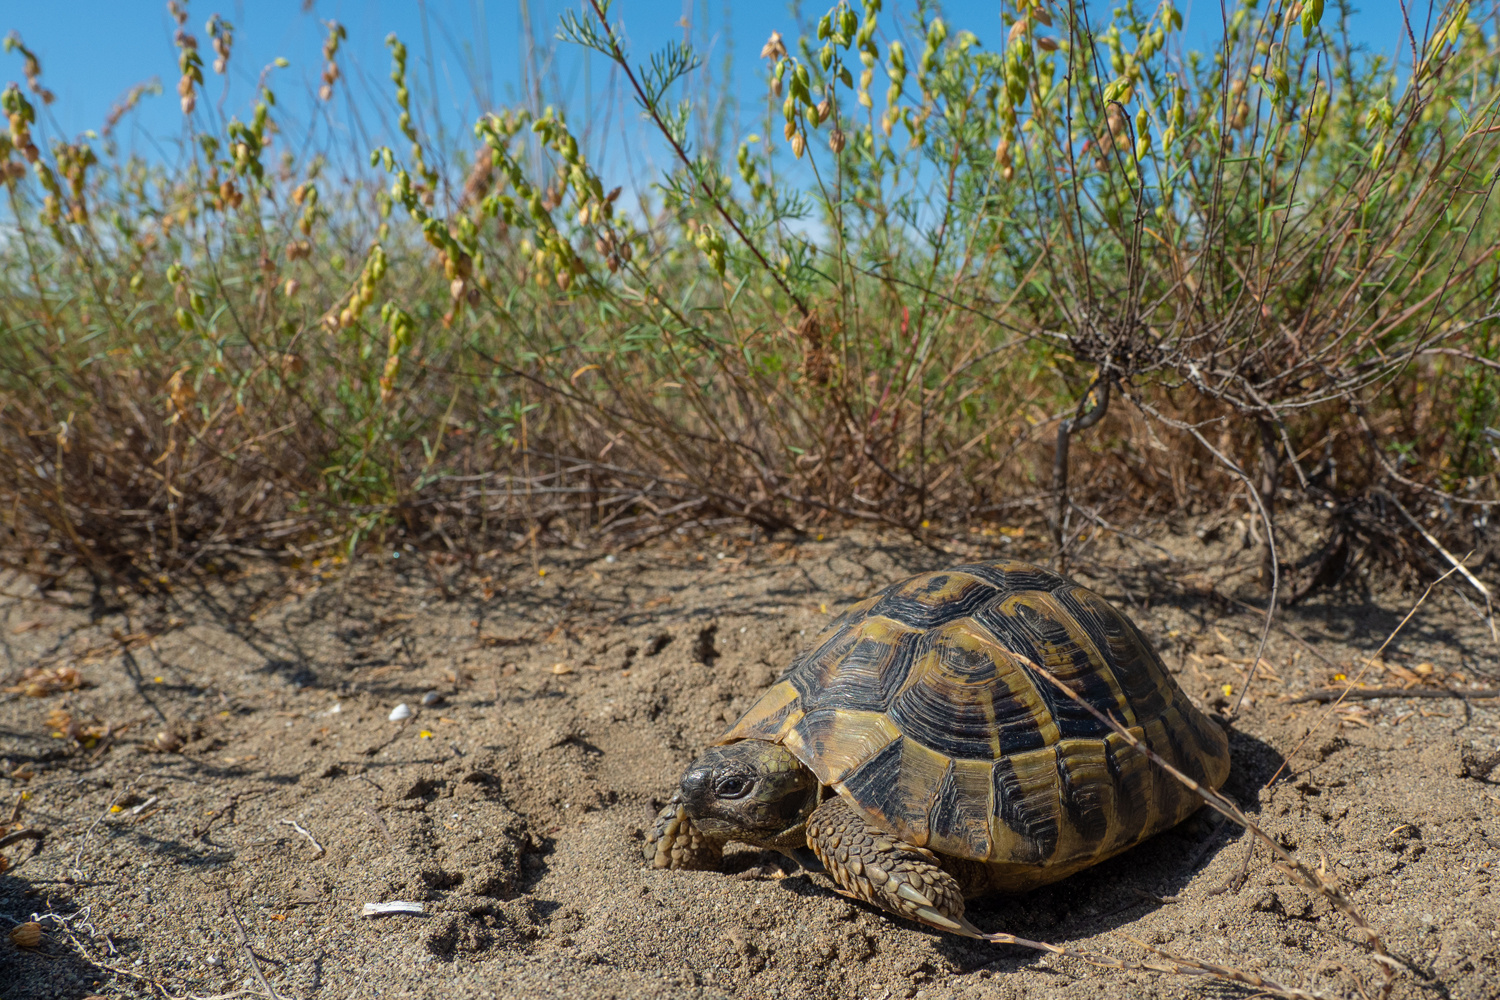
[757,781,822,852]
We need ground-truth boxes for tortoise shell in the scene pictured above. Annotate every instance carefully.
[719,561,1230,885]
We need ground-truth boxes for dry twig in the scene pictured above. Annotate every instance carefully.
[1026,659,1396,1000]
[225,890,283,1000]
[279,818,325,857]
[1267,565,1462,787]
[1292,685,1500,703]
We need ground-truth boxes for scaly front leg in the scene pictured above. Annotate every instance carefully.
[643,792,724,870]
[805,796,985,938]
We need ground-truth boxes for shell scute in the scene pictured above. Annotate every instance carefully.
[888,621,1052,761]
[928,758,995,858]
[720,679,803,744]
[990,747,1062,864]
[1051,585,1173,722]
[1054,738,1114,849]
[1140,709,1212,826]
[811,616,923,712]
[952,560,1068,594]
[868,571,997,629]
[786,707,900,785]
[1103,729,1153,844]
[977,591,1133,739]
[835,736,947,845]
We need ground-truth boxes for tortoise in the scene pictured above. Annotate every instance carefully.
[644,559,1231,938]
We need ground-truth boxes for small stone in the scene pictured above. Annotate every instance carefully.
[420,691,442,707]
[551,663,574,675]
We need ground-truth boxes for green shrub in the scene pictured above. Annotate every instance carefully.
[1,0,1496,588]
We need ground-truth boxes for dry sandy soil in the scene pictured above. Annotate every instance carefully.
[2,521,1499,1000]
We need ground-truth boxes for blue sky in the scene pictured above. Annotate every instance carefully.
[1,0,1432,180]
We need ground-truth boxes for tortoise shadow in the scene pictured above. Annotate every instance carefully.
[0,869,123,1000]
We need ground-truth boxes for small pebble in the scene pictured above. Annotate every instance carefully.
[388,704,413,721]
[552,663,574,675]
[421,691,442,707]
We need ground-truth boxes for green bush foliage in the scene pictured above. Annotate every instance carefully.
[1,0,1497,585]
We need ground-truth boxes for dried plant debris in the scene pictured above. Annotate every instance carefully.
[5,665,87,697]
[43,705,109,747]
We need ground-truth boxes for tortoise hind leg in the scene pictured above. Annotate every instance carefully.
[805,796,985,937]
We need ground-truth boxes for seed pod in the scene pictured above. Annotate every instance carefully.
[10,922,42,948]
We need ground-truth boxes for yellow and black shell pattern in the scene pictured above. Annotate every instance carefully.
[719,561,1231,886]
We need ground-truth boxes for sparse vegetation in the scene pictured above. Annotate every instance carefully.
[2,0,1497,604]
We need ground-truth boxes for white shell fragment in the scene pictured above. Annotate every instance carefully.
[388,703,413,721]
[361,901,424,917]
[420,691,442,707]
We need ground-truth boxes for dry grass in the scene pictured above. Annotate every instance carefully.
[0,0,1497,599]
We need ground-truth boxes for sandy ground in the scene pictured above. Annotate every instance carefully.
[2,521,1499,1000]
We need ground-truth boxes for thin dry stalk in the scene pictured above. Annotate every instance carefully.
[224,889,282,1000]
[1266,564,1463,787]
[964,929,1340,999]
[1380,491,1497,640]
[1025,660,1397,1000]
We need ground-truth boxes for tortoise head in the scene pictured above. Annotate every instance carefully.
[677,740,820,849]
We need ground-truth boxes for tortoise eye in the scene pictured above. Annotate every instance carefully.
[714,774,753,799]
